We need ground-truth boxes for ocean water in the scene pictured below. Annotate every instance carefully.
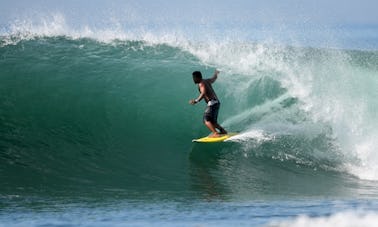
[1,9,378,227]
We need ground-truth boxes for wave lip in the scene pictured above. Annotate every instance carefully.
[0,12,194,49]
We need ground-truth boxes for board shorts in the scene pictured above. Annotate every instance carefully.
[203,101,220,123]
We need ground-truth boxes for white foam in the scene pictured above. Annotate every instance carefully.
[268,211,378,227]
[1,12,190,47]
[348,138,378,180]
[225,129,274,143]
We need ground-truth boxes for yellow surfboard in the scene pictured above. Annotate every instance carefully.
[192,132,238,143]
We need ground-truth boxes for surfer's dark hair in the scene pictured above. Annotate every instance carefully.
[192,71,202,79]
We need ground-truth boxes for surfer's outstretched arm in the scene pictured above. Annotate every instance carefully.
[208,69,220,83]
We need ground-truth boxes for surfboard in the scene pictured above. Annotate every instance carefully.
[192,132,238,143]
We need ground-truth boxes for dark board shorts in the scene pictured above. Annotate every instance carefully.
[203,102,220,123]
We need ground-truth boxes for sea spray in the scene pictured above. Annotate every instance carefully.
[182,41,378,180]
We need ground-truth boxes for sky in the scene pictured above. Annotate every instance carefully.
[1,0,378,26]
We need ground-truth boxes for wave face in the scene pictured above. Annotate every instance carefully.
[1,19,378,198]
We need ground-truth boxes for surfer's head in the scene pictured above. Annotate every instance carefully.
[192,71,202,84]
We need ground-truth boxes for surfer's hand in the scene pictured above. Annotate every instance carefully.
[189,99,196,105]
[214,69,220,75]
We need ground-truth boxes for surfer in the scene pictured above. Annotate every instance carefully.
[189,70,227,137]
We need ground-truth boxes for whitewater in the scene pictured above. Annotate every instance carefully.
[1,10,378,227]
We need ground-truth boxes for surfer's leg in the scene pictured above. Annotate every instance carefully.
[204,121,220,137]
[212,103,227,134]
[203,105,221,137]
[215,123,227,134]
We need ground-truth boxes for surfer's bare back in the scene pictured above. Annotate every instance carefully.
[189,70,227,137]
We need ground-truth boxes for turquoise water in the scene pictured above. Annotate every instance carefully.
[1,12,378,226]
[2,197,378,226]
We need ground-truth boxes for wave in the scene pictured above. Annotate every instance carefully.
[1,15,378,197]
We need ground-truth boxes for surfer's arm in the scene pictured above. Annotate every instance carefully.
[189,83,206,105]
[208,69,220,83]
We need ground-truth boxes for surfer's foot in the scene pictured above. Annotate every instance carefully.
[208,132,221,138]
[219,129,227,135]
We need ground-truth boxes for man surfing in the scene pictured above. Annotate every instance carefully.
[189,70,227,138]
